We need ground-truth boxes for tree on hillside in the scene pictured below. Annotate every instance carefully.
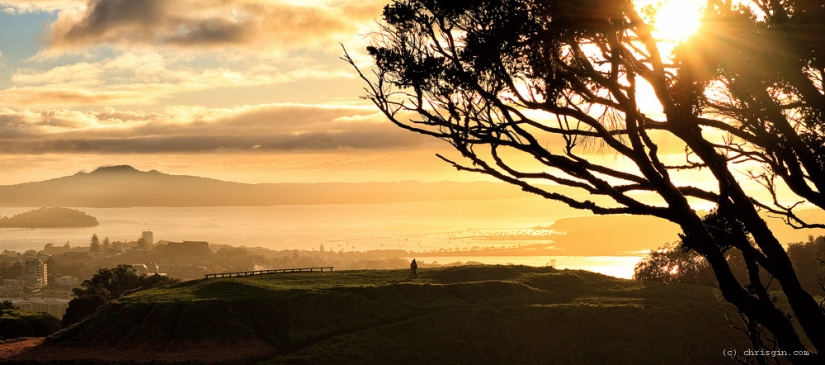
[90,234,100,255]
[347,0,825,362]
[0,261,21,279]
[61,265,179,327]
[633,242,717,286]
[637,235,825,293]
[102,236,110,253]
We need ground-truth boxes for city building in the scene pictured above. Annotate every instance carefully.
[42,286,73,300]
[160,241,211,257]
[22,259,47,288]
[141,230,154,246]
[11,298,70,319]
[1,279,25,298]
[55,276,79,287]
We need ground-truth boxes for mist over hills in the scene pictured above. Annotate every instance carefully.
[0,165,534,207]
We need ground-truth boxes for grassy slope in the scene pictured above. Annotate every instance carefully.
[0,309,62,339]
[52,266,749,364]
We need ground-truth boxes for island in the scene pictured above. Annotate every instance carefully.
[0,207,99,228]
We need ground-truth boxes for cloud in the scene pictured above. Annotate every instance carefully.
[0,103,432,154]
[1,51,351,107]
[0,1,83,13]
[11,62,103,85]
[43,0,383,53]
[0,131,424,153]
[2,1,377,110]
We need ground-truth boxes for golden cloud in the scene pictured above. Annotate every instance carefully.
[0,103,432,153]
[44,0,384,52]
[2,51,351,107]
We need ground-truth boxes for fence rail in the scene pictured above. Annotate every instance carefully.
[204,266,334,279]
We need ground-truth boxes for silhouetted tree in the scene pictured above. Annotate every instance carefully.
[89,233,100,255]
[634,243,716,286]
[102,236,110,253]
[60,296,105,329]
[634,239,760,288]
[347,0,825,362]
[62,265,179,327]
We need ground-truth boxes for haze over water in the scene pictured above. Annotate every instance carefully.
[0,198,649,278]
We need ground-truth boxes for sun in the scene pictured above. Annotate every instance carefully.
[651,0,704,42]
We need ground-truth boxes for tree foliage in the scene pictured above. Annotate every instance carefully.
[348,0,825,362]
[637,235,825,294]
[62,265,179,327]
[633,243,718,286]
[90,233,100,254]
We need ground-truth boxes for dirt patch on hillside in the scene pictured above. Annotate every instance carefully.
[0,337,277,364]
[0,337,45,359]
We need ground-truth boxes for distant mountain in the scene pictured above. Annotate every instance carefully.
[0,165,535,207]
[0,207,99,228]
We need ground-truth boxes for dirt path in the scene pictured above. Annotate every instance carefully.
[0,337,277,364]
[0,337,45,359]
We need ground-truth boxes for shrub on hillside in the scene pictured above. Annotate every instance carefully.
[0,309,62,339]
[62,265,179,327]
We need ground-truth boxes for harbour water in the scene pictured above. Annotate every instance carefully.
[0,198,645,278]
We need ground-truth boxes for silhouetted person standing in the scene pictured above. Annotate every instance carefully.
[410,259,418,278]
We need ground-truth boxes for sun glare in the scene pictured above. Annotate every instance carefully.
[652,0,703,42]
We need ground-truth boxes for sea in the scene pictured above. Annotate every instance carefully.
[0,197,646,279]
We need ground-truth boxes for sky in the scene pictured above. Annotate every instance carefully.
[0,0,474,185]
[0,0,774,206]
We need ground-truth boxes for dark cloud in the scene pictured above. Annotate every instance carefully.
[162,17,251,46]
[47,0,381,50]
[64,0,166,42]
[0,129,429,154]
[0,104,431,154]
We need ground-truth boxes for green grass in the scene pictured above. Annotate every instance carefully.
[51,265,751,364]
[0,309,62,339]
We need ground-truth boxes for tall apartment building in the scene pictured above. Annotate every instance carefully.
[141,230,154,246]
[22,259,48,288]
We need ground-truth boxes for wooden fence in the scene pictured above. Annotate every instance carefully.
[204,266,334,279]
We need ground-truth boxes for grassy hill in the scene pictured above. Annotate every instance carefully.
[0,309,62,340]
[9,266,750,364]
